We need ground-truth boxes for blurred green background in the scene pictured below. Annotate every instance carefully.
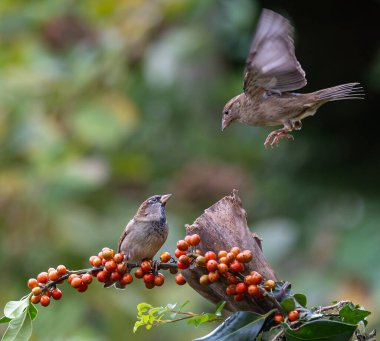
[1,0,379,339]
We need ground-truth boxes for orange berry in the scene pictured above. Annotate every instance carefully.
[134,268,144,278]
[174,249,187,258]
[27,278,38,289]
[119,273,133,286]
[37,272,49,284]
[176,240,189,251]
[184,235,193,245]
[56,265,67,276]
[113,253,124,264]
[68,274,78,284]
[71,277,82,288]
[208,271,220,283]
[229,261,244,273]
[31,295,41,304]
[218,250,228,259]
[178,255,190,265]
[32,287,42,296]
[230,247,241,257]
[82,273,93,284]
[110,272,120,281]
[250,271,263,285]
[49,270,60,281]
[190,234,201,246]
[92,256,102,267]
[242,250,252,263]
[96,270,109,283]
[248,284,260,296]
[264,280,276,291]
[199,274,210,285]
[143,273,155,284]
[105,260,117,272]
[288,310,300,322]
[117,263,127,275]
[102,248,115,260]
[274,312,284,324]
[175,273,186,285]
[226,252,235,262]
[204,251,217,262]
[226,284,237,295]
[40,295,50,307]
[195,249,202,255]
[236,282,247,294]
[219,257,229,265]
[160,252,171,263]
[140,261,152,273]
[52,288,62,300]
[217,263,228,274]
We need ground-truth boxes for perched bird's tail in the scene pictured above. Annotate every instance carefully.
[315,82,364,102]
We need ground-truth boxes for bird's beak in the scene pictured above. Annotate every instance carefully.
[221,119,228,131]
[160,194,172,204]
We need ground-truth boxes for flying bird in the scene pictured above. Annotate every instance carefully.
[222,9,363,147]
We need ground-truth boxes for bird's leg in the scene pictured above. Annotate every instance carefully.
[264,123,294,148]
[152,260,160,276]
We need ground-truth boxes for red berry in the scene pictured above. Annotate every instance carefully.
[40,295,50,307]
[160,252,171,263]
[111,272,121,281]
[208,271,220,283]
[174,249,187,258]
[176,240,189,251]
[227,275,239,285]
[230,247,241,257]
[96,270,109,283]
[154,274,165,286]
[274,312,284,324]
[56,265,67,276]
[264,280,276,291]
[175,273,186,285]
[184,235,193,245]
[229,261,244,273]
[226,284,237,295]
[244,275,254,285]
[49,270,60,281]
[247,284,260,296]
[190,234,201,246]
[206,260,218,272]
[71,277,82,288]
[119,273,133,286]
[204,251,217,262]
[102,248,115,260]
[234,293,244,301]
[89,256,97,266]
[177,261,189,270]
[145,282,155,289]
[134,268,144,279]
[288,310,300,322]
[178,255,190,265]
[143,273,155,284]
[82,273,93,284]
[31,295,41,304]
[250,271,263,285]
[140,260,152,273]
[98,251,103,259]
[37,272,49,284]
[77,283,88,293]
[117,263,127,275]
[52,288,62,300]
[236,282,247,294]
[105,260,117,272]
[113,253,124,264]
[27,278,38,289]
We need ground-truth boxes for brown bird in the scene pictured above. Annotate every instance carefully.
[222,9,363,147]
[118,194,171,262]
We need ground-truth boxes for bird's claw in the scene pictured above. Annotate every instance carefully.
[264,130,294,148]
[152,260,160,276]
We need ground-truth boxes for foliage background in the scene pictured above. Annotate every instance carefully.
[0,0,379,339]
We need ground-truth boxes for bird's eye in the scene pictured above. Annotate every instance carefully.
[224,109,229,115]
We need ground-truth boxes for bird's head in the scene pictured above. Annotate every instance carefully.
[221,94,243,131]
[135,194,172,222]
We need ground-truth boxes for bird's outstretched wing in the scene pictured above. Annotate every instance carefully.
[243,9,307,95]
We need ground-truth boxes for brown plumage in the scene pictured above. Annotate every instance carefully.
[222,9,364,147]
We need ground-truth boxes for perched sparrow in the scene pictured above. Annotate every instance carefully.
[222,9,363,147]
[118,194,171,262]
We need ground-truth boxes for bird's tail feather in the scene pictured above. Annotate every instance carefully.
[315,82,364,102]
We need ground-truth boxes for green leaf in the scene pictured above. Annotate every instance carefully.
[285,320,357,341]
[188,314,213,327]
[137,303,152,315]
[261,327,284,341]
[0,316,12,324]
[193,310,276,341]
[281,297,296,312]
[4,297,30,319]
[28,305,38,321]
[339,304,370,325]
[294,294,307,308]
[1,310,32,341]
[215,301,226,316]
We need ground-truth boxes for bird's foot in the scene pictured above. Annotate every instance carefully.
[264,129,294,148]
[152,260,160,276]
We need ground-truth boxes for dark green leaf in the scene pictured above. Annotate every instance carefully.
[193,310,276,341]
[28,304,38,321]
[261,327,284,341]
[285,320,357,341]
[281,297,296,312]
[0,316,12,324]
[1,310,32,341]
[3,298,30,319]
[339,304,370,325]
[294,294,307,308]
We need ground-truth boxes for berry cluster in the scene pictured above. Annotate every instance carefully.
[274,309,300,323]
